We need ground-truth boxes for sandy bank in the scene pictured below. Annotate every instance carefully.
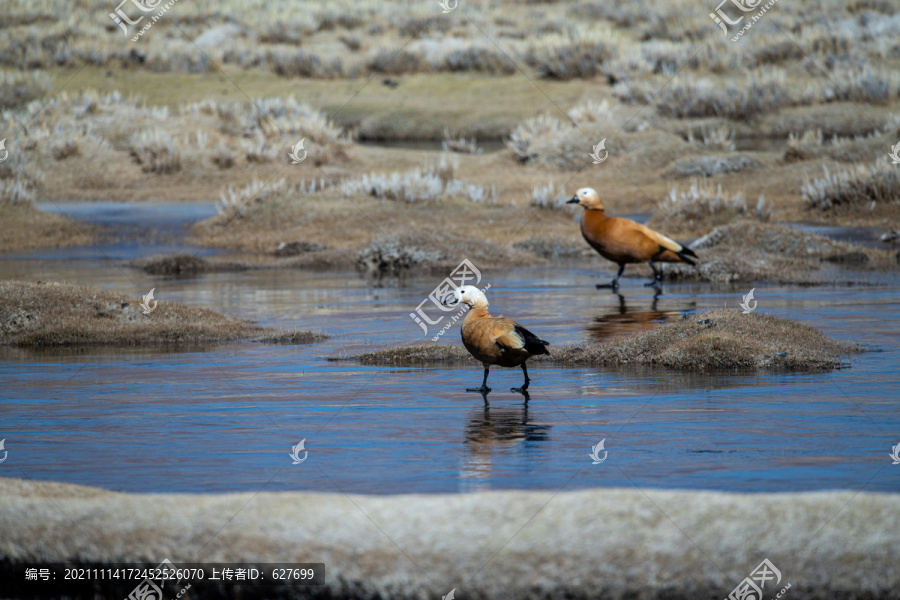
[0,203,100,253]
[0,476,896,599]
[0,280,325,347]
[339,310,862,371]
[659,221,898,284]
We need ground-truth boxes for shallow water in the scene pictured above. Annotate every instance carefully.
[358,138,507,154]
[0,203,898,496]
[784,221,895,249]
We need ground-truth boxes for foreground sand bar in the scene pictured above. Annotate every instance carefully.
[1,476,896,599]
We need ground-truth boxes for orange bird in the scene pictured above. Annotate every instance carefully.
[451,286,550,393]
[567,187,697,288]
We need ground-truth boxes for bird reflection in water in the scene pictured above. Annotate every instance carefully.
[587,290,686,343]
[459,390,551,492]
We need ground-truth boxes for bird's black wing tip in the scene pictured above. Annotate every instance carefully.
[515,325,551,355]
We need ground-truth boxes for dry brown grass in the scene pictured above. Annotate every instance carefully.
[0,281,325,347]
[660,220,898,284]
[647,179,769,236]
[1,76,897,277]
[0,70,52,109]
[339,310,862,371]
[786,129,894,164]
[560,309,861,370]
[340,343,475,366]
[802,159,900,211]
[2,4,900,270]
[128,254,250,275]
[785,129,825,162]
[354,229,550,275]
[2,474,898,600]
[190,169,578,271]
[615,69,801,121]
[764,103,894,139]
[664,154,762,179]
[0,203,99,253]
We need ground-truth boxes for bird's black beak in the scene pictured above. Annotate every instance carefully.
[566,196,580,204]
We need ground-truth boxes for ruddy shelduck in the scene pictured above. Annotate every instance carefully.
[451,286,550,393]
[567,187,698,288]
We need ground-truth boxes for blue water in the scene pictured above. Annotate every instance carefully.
[1,266,897,495]
[0,202,898,495]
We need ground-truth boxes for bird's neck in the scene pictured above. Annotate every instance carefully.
[583,208,608,225]
[465,303,490,320]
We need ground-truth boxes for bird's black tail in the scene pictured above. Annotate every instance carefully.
[678,245,698,266]
[516,325,551,356]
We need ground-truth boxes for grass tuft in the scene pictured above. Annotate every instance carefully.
[218,178,289,216]
[665,155,761,178]
[439,46,516,75]
[531,182,569,210]
[686,125,735,151]
[0,177,37,205]
[653,179,768,231]
[442,128,482,154]
[129,129,182,174]
[825,66,897,105]
[506,114,566,163]
[211,144,237,169]
[802,160,900,210]
[639,69,796,121]
[0,70,53,110]
[526,38,614,80]
[785,129,824,162]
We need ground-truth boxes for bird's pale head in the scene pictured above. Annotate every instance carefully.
[566,187,605,210]
[453,285,488,308]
